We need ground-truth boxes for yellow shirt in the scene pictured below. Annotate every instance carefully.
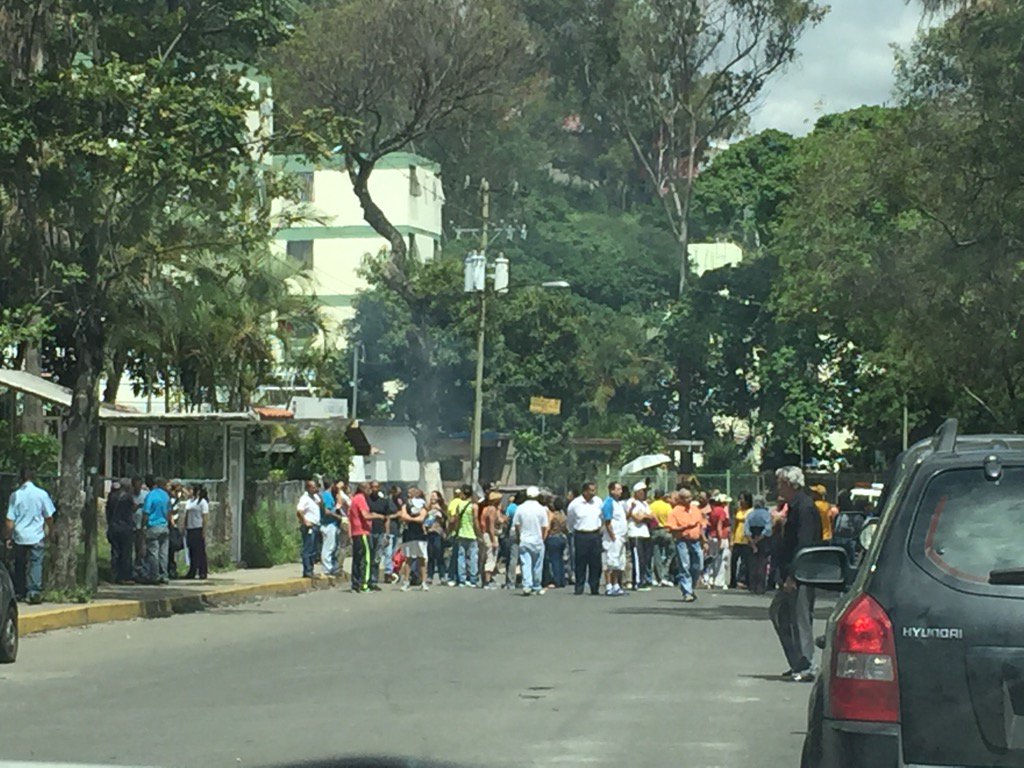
[731,507,750,546]
[649,499,672,527]
[815,499,833,541]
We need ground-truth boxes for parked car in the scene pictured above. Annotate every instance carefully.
[796,419,1024,768]
[0,558,17,663]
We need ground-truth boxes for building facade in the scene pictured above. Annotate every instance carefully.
[273,152,445,343]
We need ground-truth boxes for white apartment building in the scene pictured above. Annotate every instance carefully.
[273,152,445,343]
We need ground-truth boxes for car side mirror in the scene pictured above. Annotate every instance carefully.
[792,546,848,591]
[859,518,880,551]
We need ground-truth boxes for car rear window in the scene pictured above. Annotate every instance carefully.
[911,466,1024,585]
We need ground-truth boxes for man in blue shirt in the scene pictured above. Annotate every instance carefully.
[319,479,342,577]
[141,478,172,583]
[5,468,56,603]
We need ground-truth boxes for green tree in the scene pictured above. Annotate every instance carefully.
[0,0,294,589]
[271,0,529,277]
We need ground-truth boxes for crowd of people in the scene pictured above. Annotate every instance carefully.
[293,471,838,603]
[103,476,210,585]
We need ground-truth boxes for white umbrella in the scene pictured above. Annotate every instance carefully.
[619,453,673,476]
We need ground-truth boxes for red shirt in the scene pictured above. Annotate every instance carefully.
[348,493,371,537]
[710,504,730,540]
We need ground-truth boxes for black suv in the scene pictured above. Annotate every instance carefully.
[797,419,1024,767]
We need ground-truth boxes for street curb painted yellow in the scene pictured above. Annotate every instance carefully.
[20,575,339,636]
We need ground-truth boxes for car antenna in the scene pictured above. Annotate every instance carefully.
[934,418,959,453]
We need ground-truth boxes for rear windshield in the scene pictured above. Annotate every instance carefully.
[911,466,1024,585]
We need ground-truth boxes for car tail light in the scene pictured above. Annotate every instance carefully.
[829,593,900,723]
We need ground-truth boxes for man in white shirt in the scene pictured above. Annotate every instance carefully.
[626,482,655,592]
[295,480,322,578]
[601,482,629,596]
[566,482,604,596]
[514,486,549,596]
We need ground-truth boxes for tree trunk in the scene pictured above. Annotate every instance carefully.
[102,348,126,404]
[18,340,46,434]
[50,314,104,591]
[347,156,410,281]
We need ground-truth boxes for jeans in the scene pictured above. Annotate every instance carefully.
[107,529,135,582]
[185,528,208,579]
[731,543,752,588]
[675,539,703,596]
[383,532,397,576]
[351,534,370,591]
[771,584,817,672]
[573,531,602,595]
[427,532,446,579]
[369,532,388,584]
[13,542,45,599]
[543,534,566,587]
[144,526,170,583]
[505,539,520,587]
[300,526,318,577]
[652,529,674,583]
[749,544,770,594]
[455,536,479,586]
[519,542,544,592]
[320,525,339,576]
[629,536,654,588]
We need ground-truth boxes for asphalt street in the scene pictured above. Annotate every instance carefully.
[0,584,831,768]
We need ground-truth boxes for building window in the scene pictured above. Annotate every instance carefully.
[408,233,420,261]
[286,240,313,269]
[295,171,314,202]
[409,165,422,197]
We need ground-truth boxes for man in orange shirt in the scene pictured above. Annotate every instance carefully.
[666,489,706,602]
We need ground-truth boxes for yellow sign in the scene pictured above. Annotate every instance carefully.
[529,396,562,416]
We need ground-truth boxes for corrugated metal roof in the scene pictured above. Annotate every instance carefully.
[0,368,126,418]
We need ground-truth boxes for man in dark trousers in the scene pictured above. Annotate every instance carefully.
[566,482,604,595]
[770,466,823,682]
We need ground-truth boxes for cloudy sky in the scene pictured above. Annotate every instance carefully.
[748,0,931,135]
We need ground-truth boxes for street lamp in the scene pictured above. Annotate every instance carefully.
[463,251,569,490]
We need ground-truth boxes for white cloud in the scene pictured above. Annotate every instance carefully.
[747,0,929,136]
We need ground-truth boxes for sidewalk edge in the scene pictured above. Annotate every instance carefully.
[20,575,338,636]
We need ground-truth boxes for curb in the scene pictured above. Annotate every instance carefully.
[20,575,340,636]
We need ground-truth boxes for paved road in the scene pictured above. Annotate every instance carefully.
[0,585,829,768]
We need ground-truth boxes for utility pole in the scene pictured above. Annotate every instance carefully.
[351,341,364,421]
[469,179,490,490]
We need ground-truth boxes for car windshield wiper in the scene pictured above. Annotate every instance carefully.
[989,568,1024,585]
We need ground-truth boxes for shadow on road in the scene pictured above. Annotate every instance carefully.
[262,759,466,768]
[609,602,833,621]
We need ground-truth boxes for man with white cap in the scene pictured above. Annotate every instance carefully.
[601,481,629,596]
[626,481,655,591]
[513,486,549,596]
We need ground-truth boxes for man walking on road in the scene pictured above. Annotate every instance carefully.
[514,486,549,596]
[5,468,55,603]
[770,466,823,682]
[567,482,604,596]
[296,480,322,579]
[601,482,628,596]
[348,483,372,593]
[667,489,705,602]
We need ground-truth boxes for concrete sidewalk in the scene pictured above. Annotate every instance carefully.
[19,563,344,636]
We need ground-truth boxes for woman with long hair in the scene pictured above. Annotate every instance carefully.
[184,485,209,580]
